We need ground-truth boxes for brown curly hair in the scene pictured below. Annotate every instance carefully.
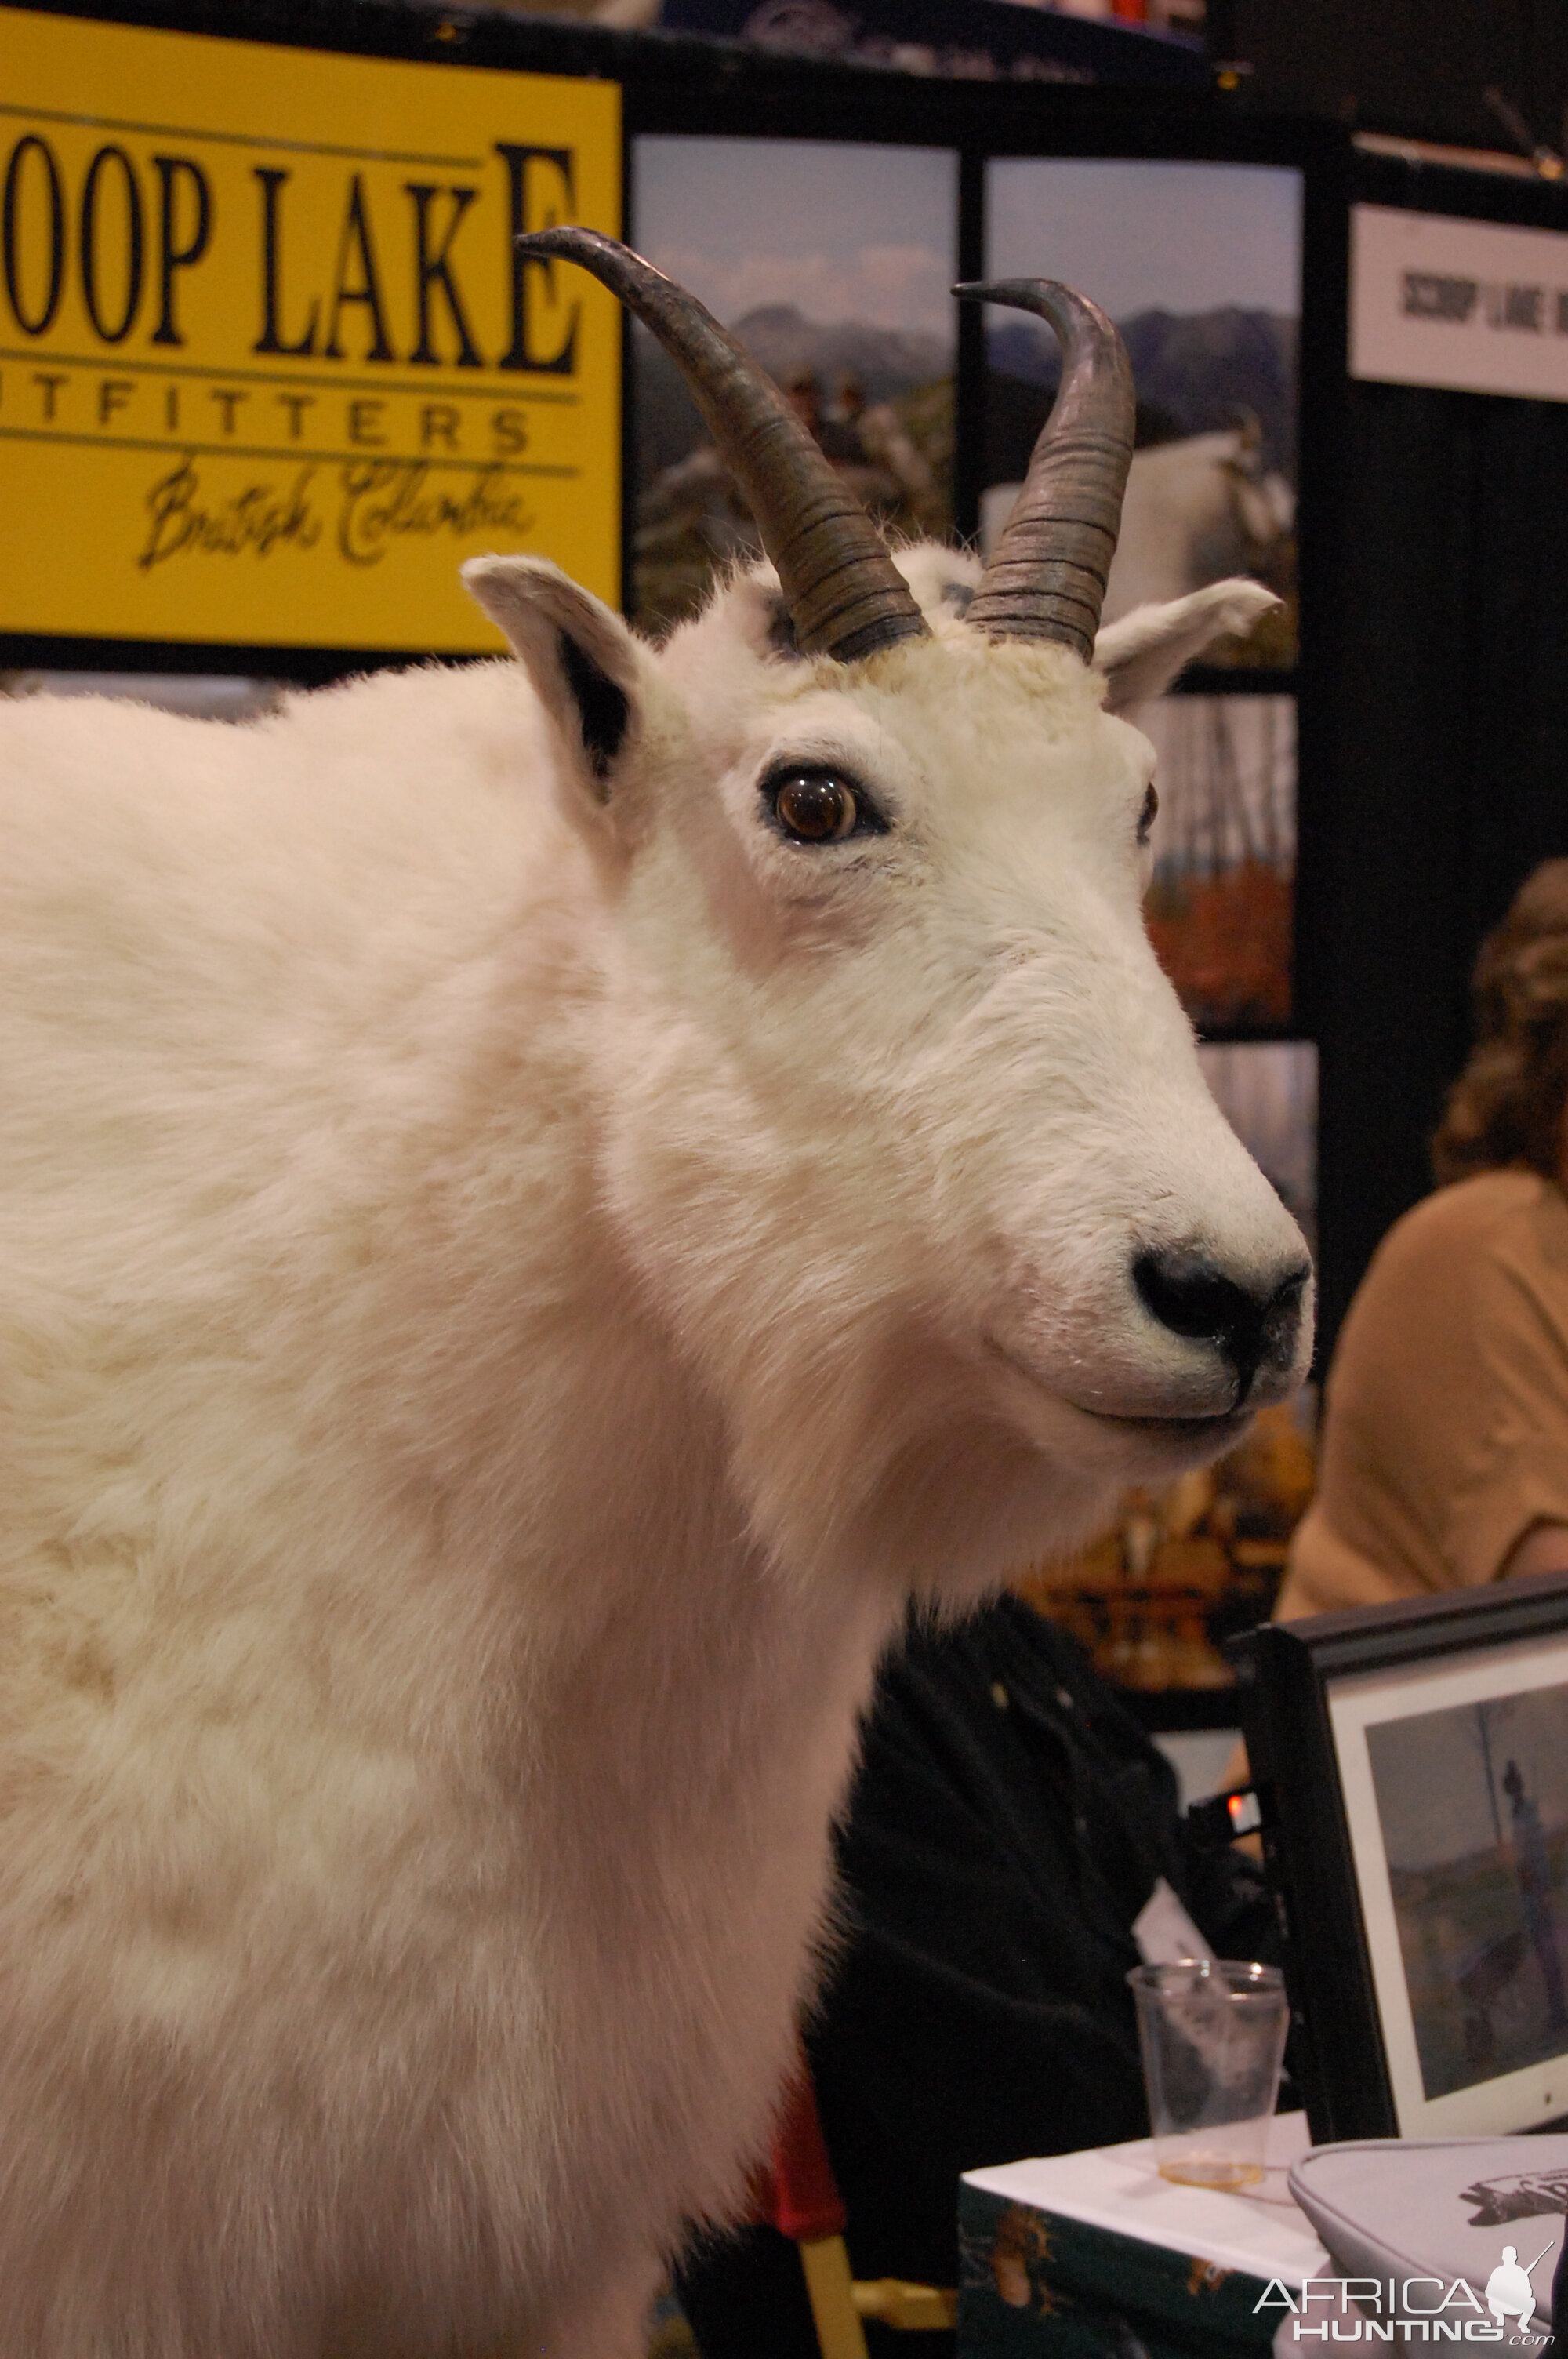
[1432,859,1568,1185]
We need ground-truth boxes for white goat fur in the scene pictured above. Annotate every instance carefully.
[0,547,1308,2358]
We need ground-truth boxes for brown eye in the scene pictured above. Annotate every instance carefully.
[771,770,860,845]
[1137,782,1159,846]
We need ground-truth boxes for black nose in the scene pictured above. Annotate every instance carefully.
[1132,1249,1309,1401]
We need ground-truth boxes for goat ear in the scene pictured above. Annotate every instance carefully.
[463,556,646,810]
[1094,580,1281,714]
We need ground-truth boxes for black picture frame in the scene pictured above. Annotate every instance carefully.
[1232,1571,1568,2144]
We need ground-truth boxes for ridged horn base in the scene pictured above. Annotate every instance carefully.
[955,278,1135,662]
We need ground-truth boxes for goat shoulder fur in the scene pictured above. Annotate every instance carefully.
[0,656,873,2356]
[0,555,1304,2357]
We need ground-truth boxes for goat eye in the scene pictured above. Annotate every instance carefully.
[770,770,860,845]
[1137,783,1159,846]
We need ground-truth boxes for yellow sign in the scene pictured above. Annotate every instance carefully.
[0,8,621,652]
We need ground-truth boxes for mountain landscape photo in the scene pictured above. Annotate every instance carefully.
[631,304,954,630]
[983,305,1298,481]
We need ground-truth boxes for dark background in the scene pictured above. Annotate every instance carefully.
[1291,149,1568,1355]
[1215,3,1568,1352]
[1225,0,1568,158]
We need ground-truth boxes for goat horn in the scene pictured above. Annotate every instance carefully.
[953,279,1134,662]
[519,228,929,664]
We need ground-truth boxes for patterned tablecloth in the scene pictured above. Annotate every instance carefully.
[959,2116,1328,2359]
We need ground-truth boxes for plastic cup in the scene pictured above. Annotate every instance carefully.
[1126,1958,1289,2189]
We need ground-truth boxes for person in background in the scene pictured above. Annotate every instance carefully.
[675,1594,1278,2359]
[832,373,941,534]
[1277,859,1568,1619]
[780,368,864,467]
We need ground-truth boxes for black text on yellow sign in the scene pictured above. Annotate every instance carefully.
[0,7,621,651]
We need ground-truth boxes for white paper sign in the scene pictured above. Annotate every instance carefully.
[1131,1875,1212,1966]
[1351,202,1568,402]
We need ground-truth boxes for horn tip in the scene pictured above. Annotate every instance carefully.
[953,276,1071,305]
[953,278,1027,305]
[514,224,621,260]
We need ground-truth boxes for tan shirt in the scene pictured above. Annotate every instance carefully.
[1277,1171,1568,1619]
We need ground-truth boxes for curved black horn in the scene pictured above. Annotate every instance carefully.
[953,279,1135,661]
[521,228,928,664]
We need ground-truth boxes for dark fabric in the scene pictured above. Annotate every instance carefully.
[675,1597,1278,2359]
[1305,234,1568,1360]
[677,2223,821,2359]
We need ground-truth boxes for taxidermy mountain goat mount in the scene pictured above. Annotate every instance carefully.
[0,229,1310,2358]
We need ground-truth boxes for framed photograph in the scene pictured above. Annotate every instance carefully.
[628,135,958,634]
[982,158,1302,667]
[1232,1575,1568,2142]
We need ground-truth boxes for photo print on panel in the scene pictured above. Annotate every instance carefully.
[1367,1688,1568,2103]
[983,159,1303,667]
[630,136,958,632]
[1197,1040,1316,1257]
[1143,692,1298,1034]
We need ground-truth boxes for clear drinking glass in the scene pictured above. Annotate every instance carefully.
[1126,1958,1289,2189]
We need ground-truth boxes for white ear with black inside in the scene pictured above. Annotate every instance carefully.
[1094,580,1281,714]
[463,555,646,809]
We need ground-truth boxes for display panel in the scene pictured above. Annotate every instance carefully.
[1333,1640,1568,2133]
[1142,695,1297,1032]
[630,135,957,631]
[1236,1576,1568,2140]
[983,158,1302,666]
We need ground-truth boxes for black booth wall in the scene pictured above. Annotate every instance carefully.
[1229,0,1568,160]
[1304,151,1568,1356]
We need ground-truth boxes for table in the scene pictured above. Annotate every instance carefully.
[958,2114,1330,2358]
